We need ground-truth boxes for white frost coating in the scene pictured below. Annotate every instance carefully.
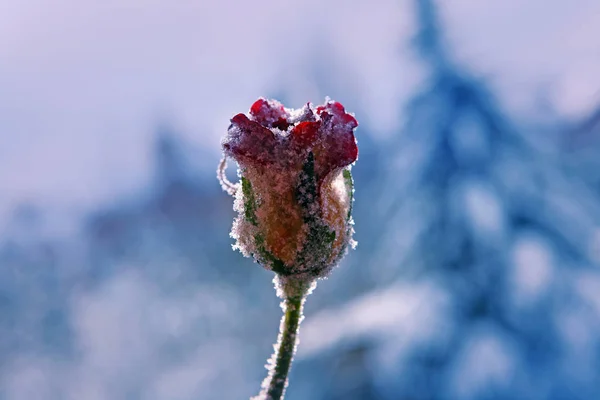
[275,275,318,301]
[287,103,313,124]
[252,315,298,400]
[217,157,239,196]
[251,276,315,400]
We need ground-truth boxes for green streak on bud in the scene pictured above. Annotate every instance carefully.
[241,176,258,226]
[242,175,289,275]
[294,152,337,276]
[296,152,317,218]
[241,152,349,277]
[301,222,337,277]
[255,233,288,275]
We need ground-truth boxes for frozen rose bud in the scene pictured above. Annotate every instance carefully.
[219,98,358,279]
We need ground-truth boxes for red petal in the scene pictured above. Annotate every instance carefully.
[330,101,345,114]
[320,101,358,127]
[319,127,358,171]
[223,99,358,173]
[230,113,272,139]
[250,99,269,116]
[291,121,321,148]
[223,113,278,165]
[312,103,358,181]
[249,98,290,130]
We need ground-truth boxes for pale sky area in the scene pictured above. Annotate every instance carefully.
[0,0,599,226]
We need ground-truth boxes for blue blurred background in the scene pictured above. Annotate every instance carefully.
[2,0,600,399]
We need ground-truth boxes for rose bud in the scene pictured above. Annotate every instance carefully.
[218,98,358,279]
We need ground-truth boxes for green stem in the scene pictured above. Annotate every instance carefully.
[267,295,303,399]
[256,277,312,400]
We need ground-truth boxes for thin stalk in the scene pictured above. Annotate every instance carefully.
[255,278,312,400]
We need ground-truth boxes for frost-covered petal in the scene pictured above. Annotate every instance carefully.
[250,98,291,131]
[313,101,358,183]
[223,113,279,165]
[316,100,358,127]
[290,120,321,149]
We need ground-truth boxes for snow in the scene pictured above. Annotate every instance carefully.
[0,271,251,400]
[448,324,519,400]
[298,281,451,358]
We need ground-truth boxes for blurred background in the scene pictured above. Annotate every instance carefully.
[1,0,600,399]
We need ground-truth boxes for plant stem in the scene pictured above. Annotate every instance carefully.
[268,295,303,399]
[256,277,312,400]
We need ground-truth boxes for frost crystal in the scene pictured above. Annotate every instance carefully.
[219,98,358,279]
